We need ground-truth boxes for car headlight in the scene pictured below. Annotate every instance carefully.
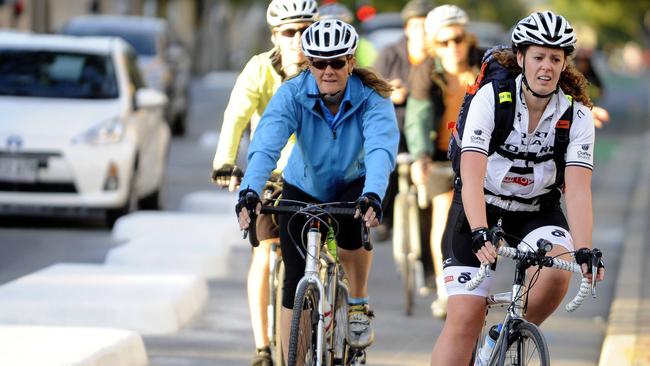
[72,116,125,145]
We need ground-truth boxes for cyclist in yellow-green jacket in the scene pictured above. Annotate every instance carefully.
[210,1,318,365]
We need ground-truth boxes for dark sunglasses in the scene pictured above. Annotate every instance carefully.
[437,34,466,47]
[310,59,348,70]
[280,26,309,38]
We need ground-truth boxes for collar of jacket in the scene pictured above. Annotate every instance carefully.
[294,71,369,120]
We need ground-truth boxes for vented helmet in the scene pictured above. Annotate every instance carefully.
[267,0,318,28]
[301,19,359,59]
[511,11,576,53]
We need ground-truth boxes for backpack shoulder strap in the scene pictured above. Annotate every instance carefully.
[552,95,574,187]
[489,78,517,155]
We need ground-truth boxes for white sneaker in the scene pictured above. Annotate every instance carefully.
[347,304,375,348]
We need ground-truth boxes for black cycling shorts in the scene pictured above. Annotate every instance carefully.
[441,190,572,296]
[280,178,364,309]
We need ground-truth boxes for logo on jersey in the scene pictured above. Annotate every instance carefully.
[551,229,567,238]
[445,275,454,283]
[457,272,472,284]
[471,130,486,144]
[577,144,592,160]
[503,176,534,186]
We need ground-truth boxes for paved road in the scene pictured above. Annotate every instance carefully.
[0,69,647,365]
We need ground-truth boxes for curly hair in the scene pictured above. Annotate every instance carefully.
[493,49,593,108]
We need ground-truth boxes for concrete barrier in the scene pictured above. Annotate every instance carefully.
[111,211,241,244]
[178,190,237,213]
[105,234,232,279]
[0,264,208,335]
[0,325,148,366]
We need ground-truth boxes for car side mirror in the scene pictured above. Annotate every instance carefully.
[135,88,168,110]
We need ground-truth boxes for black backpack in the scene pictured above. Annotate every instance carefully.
[447,46,574,195]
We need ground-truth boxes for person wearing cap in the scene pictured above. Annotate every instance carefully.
[210,0,318,364]
[372,0,436,284]
[236,19,399,358]
[404,4,481,319]
[430,11,604,365]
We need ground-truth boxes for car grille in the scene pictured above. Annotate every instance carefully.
[0,151,78,193]
[0,181,77,193]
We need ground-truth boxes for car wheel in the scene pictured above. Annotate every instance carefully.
[105,169,139,227]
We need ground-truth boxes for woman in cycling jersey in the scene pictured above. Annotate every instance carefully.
[210,1,318,364]
[431,11,605,365]
[405,4,481,318]
[236,19,399,359]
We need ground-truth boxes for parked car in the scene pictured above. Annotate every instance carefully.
[61,15,191,136]
[0,33,170,225]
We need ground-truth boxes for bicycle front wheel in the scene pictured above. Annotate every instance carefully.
[491,321,550,366]
[288,283,320,366]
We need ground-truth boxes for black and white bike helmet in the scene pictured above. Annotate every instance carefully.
[301,19,358,59]
[266,0,318,28]
[424,4,468,36]
[511,11,577,53]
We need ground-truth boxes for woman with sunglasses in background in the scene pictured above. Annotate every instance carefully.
[235,19,399,361]
[403,4,481,319]
[210,1,317,364]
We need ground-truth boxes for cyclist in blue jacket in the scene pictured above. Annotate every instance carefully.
[236,19,399,358]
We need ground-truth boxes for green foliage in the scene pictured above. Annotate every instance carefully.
[547,0,649,46]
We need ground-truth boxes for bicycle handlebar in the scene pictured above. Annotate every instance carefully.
[465,246,592,312]
[245,201,372,251]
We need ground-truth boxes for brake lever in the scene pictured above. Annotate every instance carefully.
[590,249,602,297]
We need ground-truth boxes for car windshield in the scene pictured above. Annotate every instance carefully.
[0,50,119,99]
[64,26,157,56]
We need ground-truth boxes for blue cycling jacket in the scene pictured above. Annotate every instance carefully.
[240,70,399,202]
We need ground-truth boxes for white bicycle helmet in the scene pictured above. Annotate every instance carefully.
[424,4,468,37]
[266,0,318,28]
[301,19,358,59]
[511,11,576,52]
[317,3,353,24]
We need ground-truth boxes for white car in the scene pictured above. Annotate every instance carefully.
[0,33,170,225]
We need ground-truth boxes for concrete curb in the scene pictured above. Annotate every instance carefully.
[0,326,148,366]
[0,263,209,335]
[599,132,650,365]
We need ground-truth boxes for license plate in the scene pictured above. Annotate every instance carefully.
[0,157,38,183]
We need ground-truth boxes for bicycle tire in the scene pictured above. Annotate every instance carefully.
[288,283,320,366]
[393,192,414,316]
[272,260,285,366]
[490,321,549,366]
[331,284,348,365]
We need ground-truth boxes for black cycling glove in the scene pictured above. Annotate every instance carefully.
[212,164,243,187]
[355,192,383,222]
[574,247,605,273]
[235,188,260,217]
[471,227,490,253]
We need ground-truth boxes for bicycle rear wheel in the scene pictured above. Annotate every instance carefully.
[288,283,320,366]
[491,321,549,366]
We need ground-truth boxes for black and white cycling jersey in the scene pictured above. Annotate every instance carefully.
[461,75,595,211]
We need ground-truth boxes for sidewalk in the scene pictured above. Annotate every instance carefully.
[599,131,650,365]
